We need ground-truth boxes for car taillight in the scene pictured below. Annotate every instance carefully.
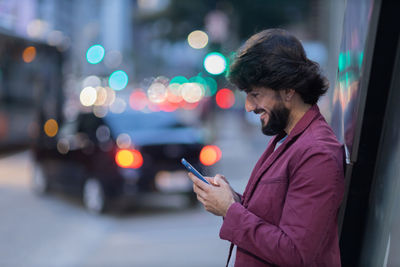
[199,145,222,166]
[115,149,143,169]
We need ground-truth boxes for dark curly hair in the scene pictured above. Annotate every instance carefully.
[227,29,328,105]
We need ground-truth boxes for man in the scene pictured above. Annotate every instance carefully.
[188,29,345,267]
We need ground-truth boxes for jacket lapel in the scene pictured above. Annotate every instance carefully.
[242,105,321,206]
[242,135,280,203]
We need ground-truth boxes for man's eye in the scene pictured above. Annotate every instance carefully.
[251,93,258,98]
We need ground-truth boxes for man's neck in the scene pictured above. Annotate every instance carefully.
[284,103,312,135]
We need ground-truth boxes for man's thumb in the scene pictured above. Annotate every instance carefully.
[213,174,223,186]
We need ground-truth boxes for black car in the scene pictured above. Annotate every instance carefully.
[31,110,210,213]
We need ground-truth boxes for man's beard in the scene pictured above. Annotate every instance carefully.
[260,103,290,136]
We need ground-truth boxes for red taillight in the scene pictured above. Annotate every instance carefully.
[115,149,143,169]
[200,145,222,166]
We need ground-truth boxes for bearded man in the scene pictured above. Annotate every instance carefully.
[188,29,345,267]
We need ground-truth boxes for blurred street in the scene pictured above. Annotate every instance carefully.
[0,111,268,267]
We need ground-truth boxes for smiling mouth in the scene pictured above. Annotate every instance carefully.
[254,109,269,118]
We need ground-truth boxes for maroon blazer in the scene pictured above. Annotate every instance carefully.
[220,105,345,267]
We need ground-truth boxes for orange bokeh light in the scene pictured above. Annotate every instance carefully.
[22,46,37,63]
[216,88,235,109]
[115,149,143,169]
[44,119,58,137]
[200,145,222,166]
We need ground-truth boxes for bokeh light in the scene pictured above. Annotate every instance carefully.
[148,82,167,103]
[80,86,97,106]
[82,75,101,88]
[109,98,127,113]
[159,101,178,112]
[204,52,227,75]
[94,87,107,106]
[116,133,132,149]
[115,149,143,169]
[57,138,70,154]
[166,83,183,103]
[116,149,134,168]
[181,83,203,103]
[216,88,235,109]
[170,76,188,85]
[47,30,64,46]
[93,106,108,118]
[103,87,116,106]
[129,90,148,110]
[204,76,218,96]
[188,75,207,95]
[86,44,105,64]
[26,19,48,38]
[181,101,199,110]
[109,70,129,91]
[200,145,222,166]
[22,46,36,63]
[187,30,209,49]
[44,119,58,137]
[96,125,111,143]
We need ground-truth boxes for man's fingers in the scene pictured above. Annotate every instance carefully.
[205,176,220,186]
[197,194,206,204]
[214,174,229,187]
[188,172,210,191]
[216,174,228,183]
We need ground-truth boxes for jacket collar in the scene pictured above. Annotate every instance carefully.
[286,104,320,141]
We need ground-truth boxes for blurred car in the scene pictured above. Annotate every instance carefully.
[31,110,215,213]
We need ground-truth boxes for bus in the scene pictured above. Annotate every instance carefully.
[0,30,63,151]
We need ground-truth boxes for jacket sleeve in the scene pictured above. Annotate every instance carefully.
[219,148,344,267]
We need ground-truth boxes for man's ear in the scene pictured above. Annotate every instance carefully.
[282,89,295,102]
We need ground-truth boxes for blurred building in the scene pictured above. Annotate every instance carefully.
[0,0,135,150]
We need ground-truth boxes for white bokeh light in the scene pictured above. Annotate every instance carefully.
[110,97,127,113]
[93,105,108,118]
[203,52,227,75]
[187,30,209,49]
[181,83,203,103]
[116,133,132,149]
[82,75,101,88]
[148,82,167,103]
[80,87,97,106]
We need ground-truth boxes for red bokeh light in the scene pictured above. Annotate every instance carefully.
[129,90,148,110]
[216,88,235,109]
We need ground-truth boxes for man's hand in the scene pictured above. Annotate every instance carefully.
[188,173,235,217]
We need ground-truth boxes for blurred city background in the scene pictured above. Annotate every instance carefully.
[0,0,374,266]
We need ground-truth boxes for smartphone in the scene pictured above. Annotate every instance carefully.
[181,158,209,184]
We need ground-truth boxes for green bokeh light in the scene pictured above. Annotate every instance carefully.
[86,44,105,64]
[204,76,217,96]
[109,70,129,91]
[169,76,188,85]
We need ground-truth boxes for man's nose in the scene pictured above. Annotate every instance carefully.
[245,96,255,112]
